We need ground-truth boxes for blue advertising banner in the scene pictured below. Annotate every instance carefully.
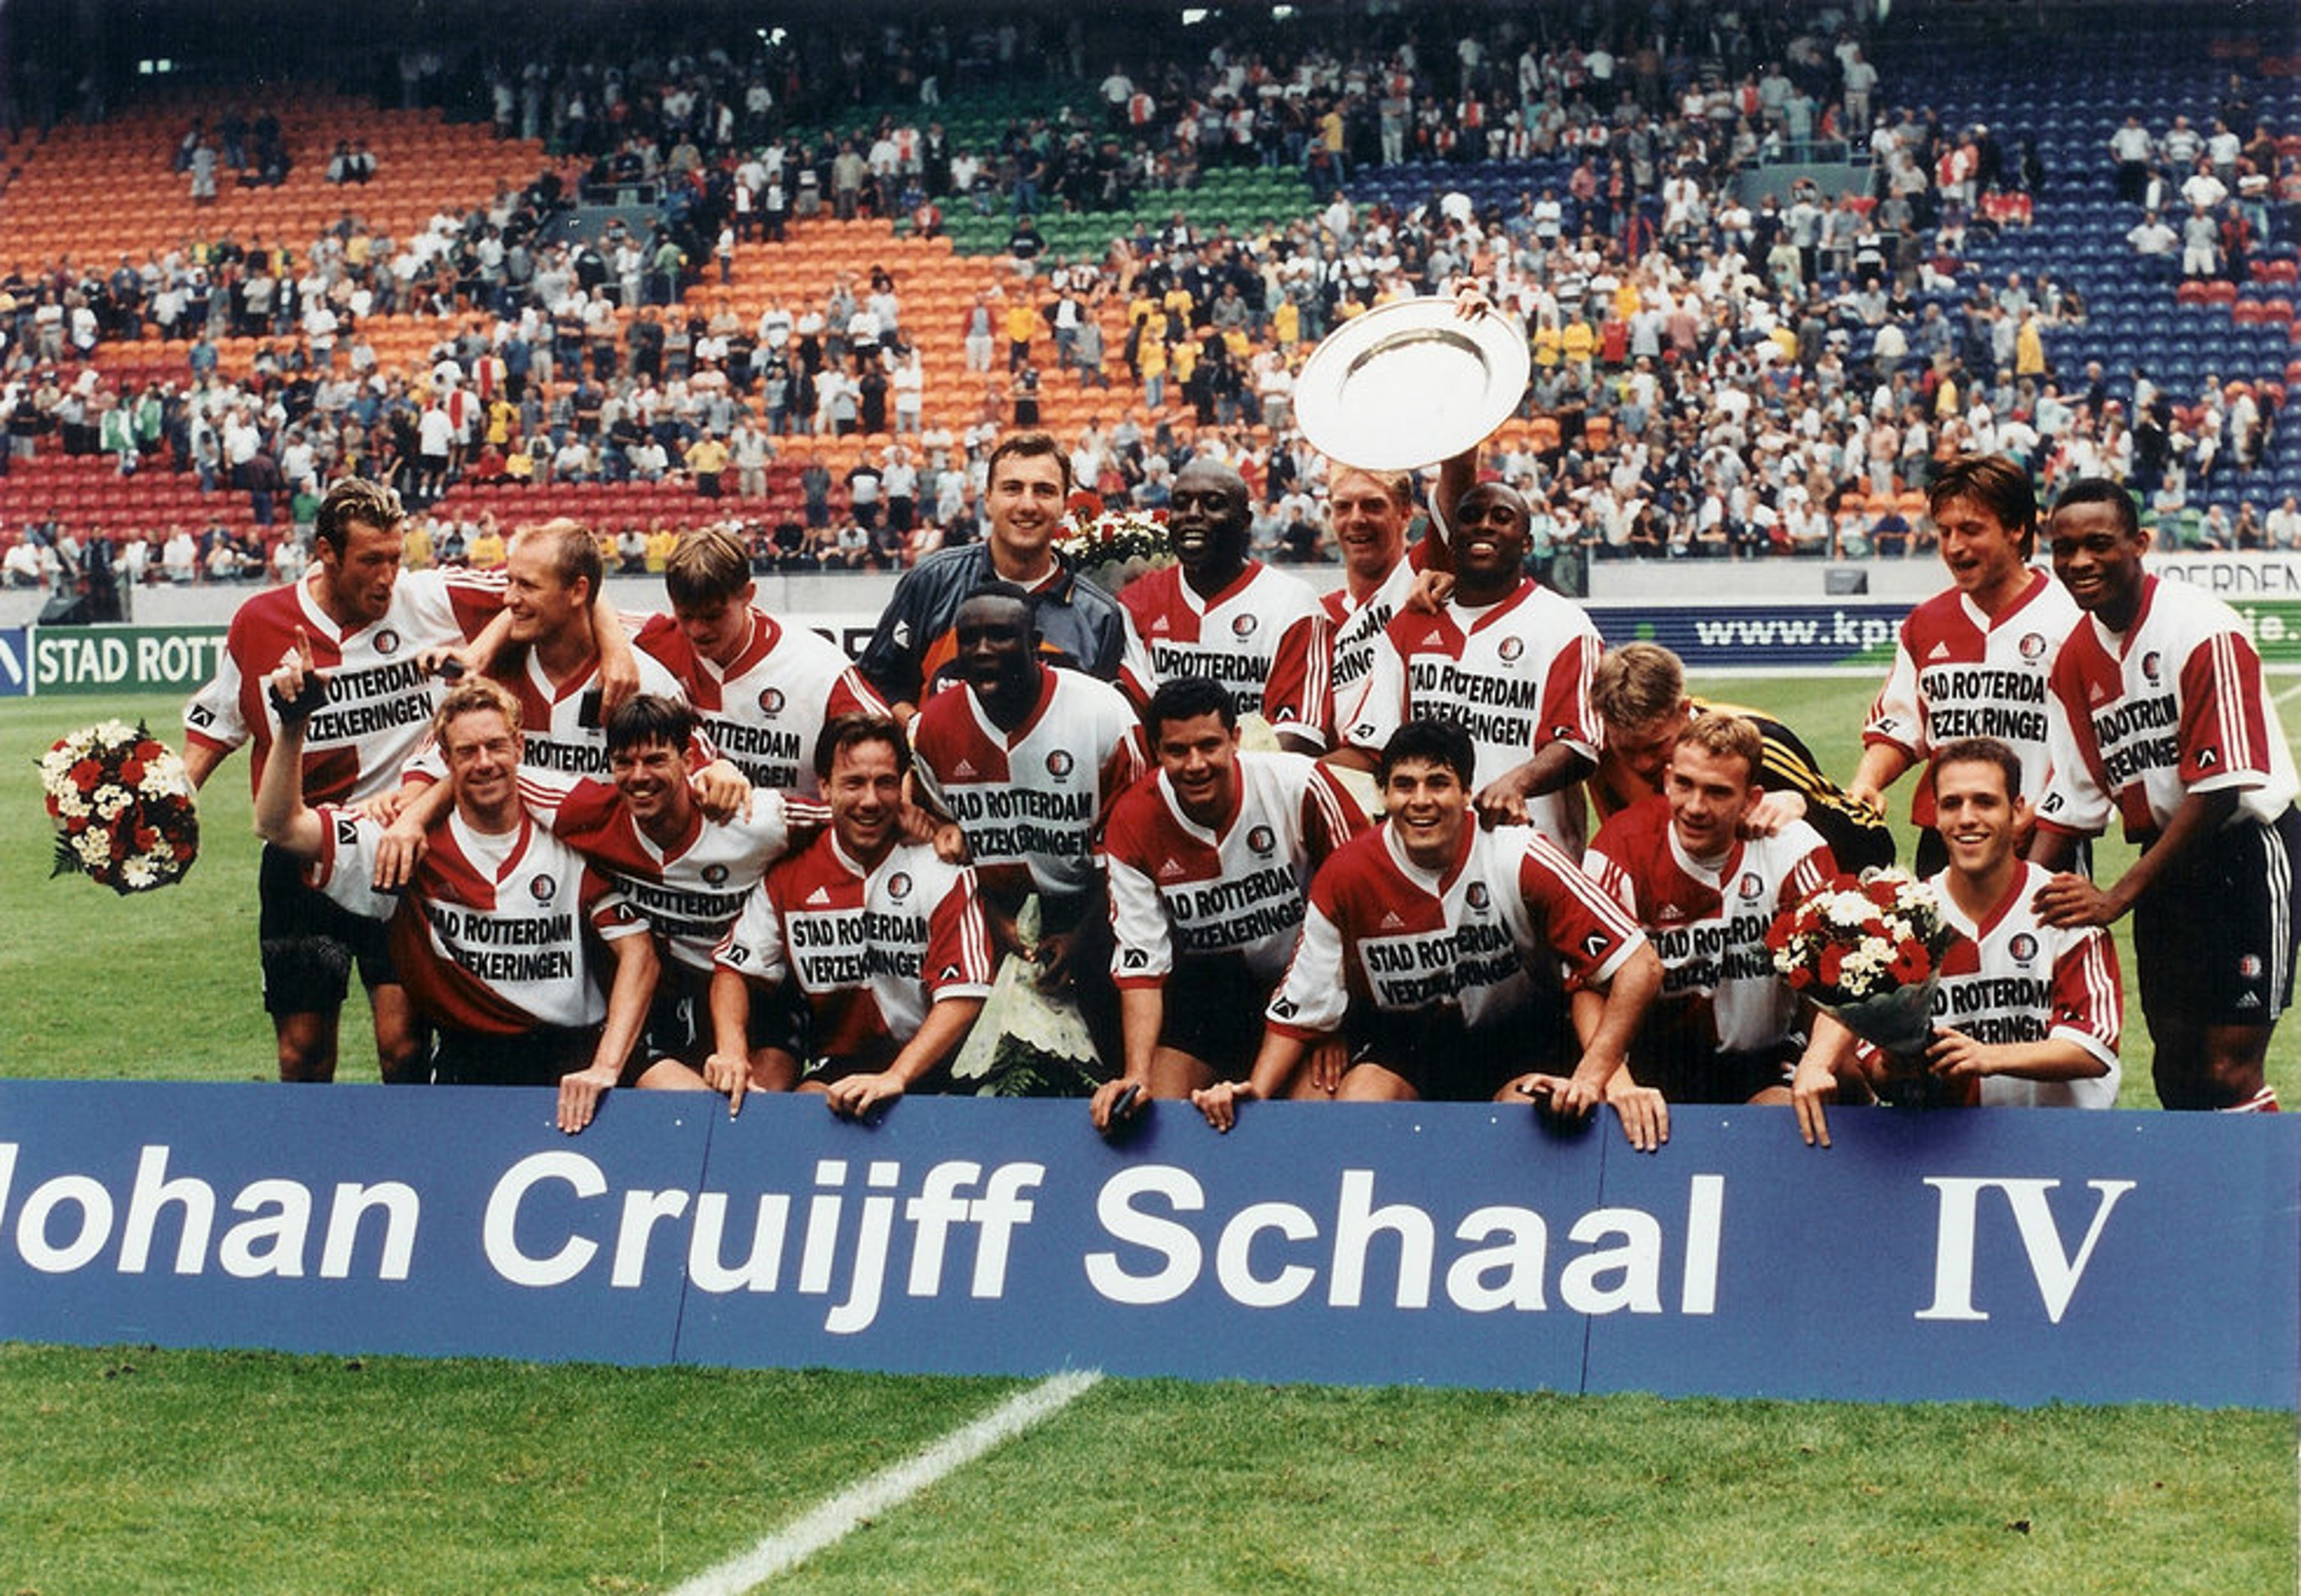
[0,1084,2291,1408]
[1588,602,1911,670]
[0,626,27,697]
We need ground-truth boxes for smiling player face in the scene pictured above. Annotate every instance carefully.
[1384,757,1470,869]
[1154,710,1241,826]
[826,735,907,862]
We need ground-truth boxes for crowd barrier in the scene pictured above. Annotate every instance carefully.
[0,1084,2291,1408]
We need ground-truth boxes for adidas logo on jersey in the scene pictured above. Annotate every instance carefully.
[954,759,978,778]
[1379,910,1406,929]
[1157,858,1185,878]
[1928,641,1952,661]
[806,886,832,906]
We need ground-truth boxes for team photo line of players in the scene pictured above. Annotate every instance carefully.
[181,400,2299,1141]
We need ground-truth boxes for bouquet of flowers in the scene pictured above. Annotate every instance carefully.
[1766,868,1958,1107]
[1054,490,1172,596]
[39,719,200,895]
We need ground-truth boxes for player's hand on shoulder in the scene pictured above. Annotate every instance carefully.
[1742,789,1807,838]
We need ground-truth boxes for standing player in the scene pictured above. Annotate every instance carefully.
[1588,642,1894,872]
[484,520,688,779]
[857,430,1143,718]
[1850,454,2081,872]
[631,526,887,798]
[183,477,507,1084]
[1192,720,1664,1147]
[1118,458,1333,755]
[1582,714,1849,1108]
[256,667,660,1133]
[1093,677,1366,1132]
[1319,446,1475,709]
[2029,478,2297,1111]
[1336,479,1602,852]
[909,586,1147,1016]
[708,715,994,1119]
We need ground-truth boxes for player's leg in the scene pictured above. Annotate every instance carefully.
[1335,1059,1421,1101]
[365,982,429,1084]
[272,1009,341,1084]
[2201,1024,2277,1111]
[1147,1045,1219,1100]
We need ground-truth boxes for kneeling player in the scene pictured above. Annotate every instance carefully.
[1582,713,1851,1110]
[1193,719,1664,1146]
[514,694,794,1088]
[1792,738,2123,1146]
[256,663,659,1133]
[707,716,994,1120]
[1092,677,1366,1132]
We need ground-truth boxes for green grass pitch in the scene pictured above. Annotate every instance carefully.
[1,683,2294,1594]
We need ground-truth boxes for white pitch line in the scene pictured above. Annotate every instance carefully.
[667,1369,1104,1595]
[2276,680,2301,706]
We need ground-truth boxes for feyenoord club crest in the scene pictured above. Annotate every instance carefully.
[1497,635,1524,662]
[1231,613,1258,639]
[1246,825,1276,854]
[757,687,786,716]
[1466,881,1491,910]
[1737,872,1764,899]
[1046,749,1075,777]
[2019,632,2048,662]
[703,863,730,886]
[888,871,914,900]
[374,628,400,656]
[530,874,558,903]
[2008,932,2039,964]
[2140,650,2163,684]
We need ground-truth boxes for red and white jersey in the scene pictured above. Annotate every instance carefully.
[910,668,1147,911]
[2038,574,2299,840]
[308,805,646,1034]
[1862,570,2079,827]
[1266,820,1645,1039]
[516,771,791,974]
[1338,578,1602,854]
[1103,750,1366,988]
[1928,862,2122,1107]
[1583,796,1834,1053]
[633,608,886,798]
[1119,562,1334,745]
[489,645,691,782]
[714,832,994,1057]
[1323,550,1427,709]
[184,567,505,805]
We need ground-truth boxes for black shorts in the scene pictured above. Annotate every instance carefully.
[430,1024,596,1087]
[644,959,782,1066]
[1347,1004,1576,1101]
[1630,1010,1798,1103]
[1155,957,1272,1078]
[258,842,398,1017]
[2132,806,2300,1029]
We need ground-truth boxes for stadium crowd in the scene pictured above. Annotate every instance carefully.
[0,0,2290,594]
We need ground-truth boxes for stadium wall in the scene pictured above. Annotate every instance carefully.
[0,1084,2290,1408]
